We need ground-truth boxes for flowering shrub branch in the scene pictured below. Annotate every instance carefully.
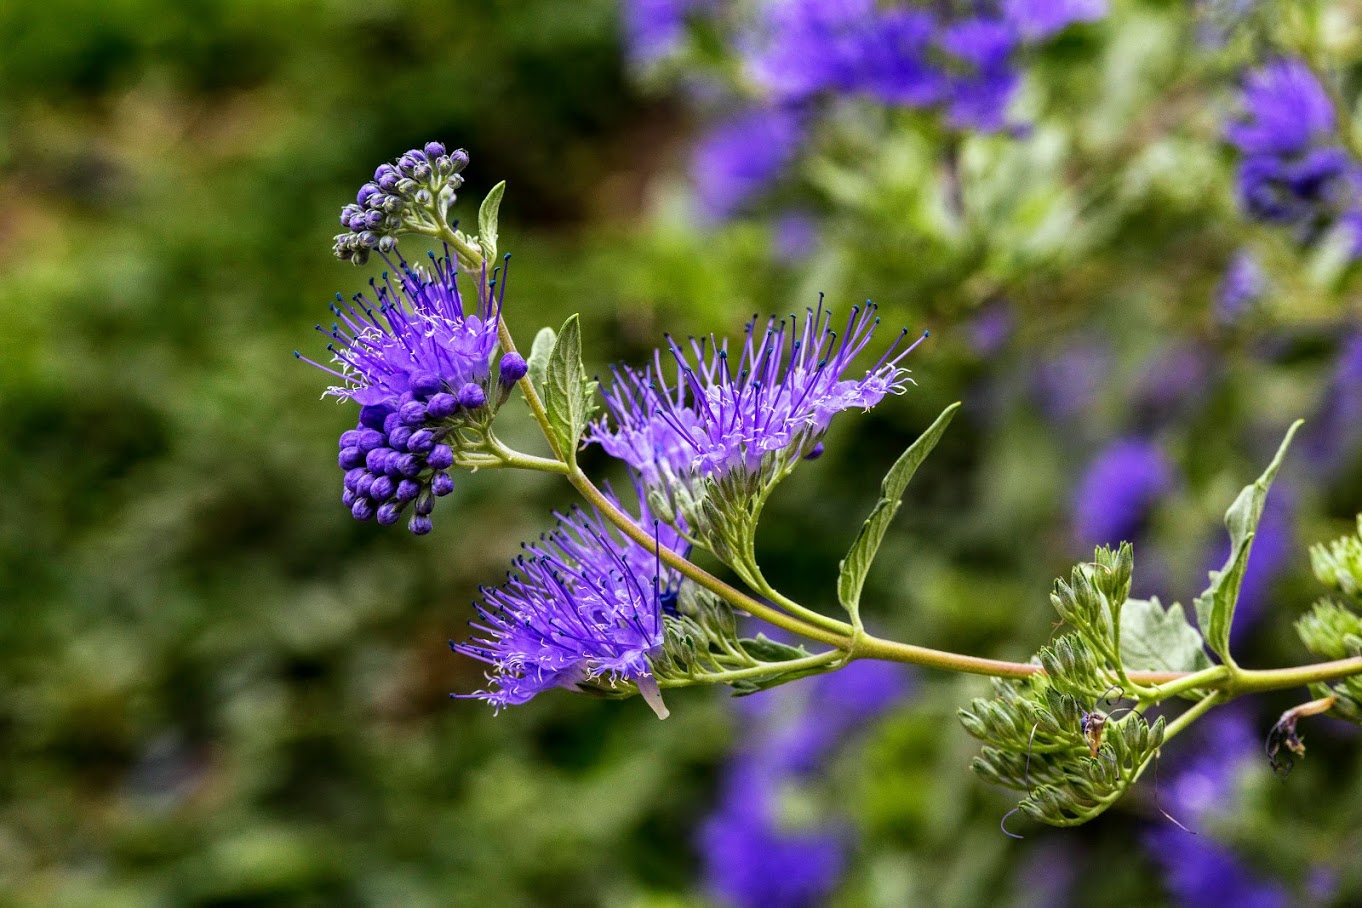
[302,144,1362,830]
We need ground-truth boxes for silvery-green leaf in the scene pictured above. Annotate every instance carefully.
[837,402,960,622]
[478,180,506,260]
[1120,597,1212,674]
[541,314,597,461]
[1194,420,1301,663]
[527,326,556,391]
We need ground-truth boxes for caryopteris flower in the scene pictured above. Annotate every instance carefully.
[452,495,687,716]
[590,302,924,491]
[297,251,515,534]
[334,141,469,265]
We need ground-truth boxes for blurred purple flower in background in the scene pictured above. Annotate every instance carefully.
[1305,333,1362,474]
[772,210,820,261]
[1030,341,1111,422]
[692,106,807,220]
[968,301,1014,356]
[1132,342,1214,427]
[624,0,715,64]
[701,757,851,908]
[1226,60,1361,247]
[702,660,912,907]
[1073,437,1175,547]
[939,17,1021,131]
[1216,248,1267,324]
[1003,0,1106,40]
[668,0,1116,223]
[1145,708,1290,908]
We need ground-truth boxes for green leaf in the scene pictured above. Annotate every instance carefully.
[738,634,809,663]
[477,180,506,260]
[526,326,556,391]
[541,314,597,461]
[837,402,960,621]
[1119,597,1212,674]
[1194,420,1302,663]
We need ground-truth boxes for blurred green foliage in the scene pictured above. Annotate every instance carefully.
[2,0,1361,905]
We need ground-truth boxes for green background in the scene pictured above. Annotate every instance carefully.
[2,0,1361,904]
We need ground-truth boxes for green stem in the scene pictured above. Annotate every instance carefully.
[1141,664,1232,701]
[1234,655,1362,694]
[1162,691,1222,743]
[655,650,842,688]
[430,220,1362,702]
[852,634,1041,679]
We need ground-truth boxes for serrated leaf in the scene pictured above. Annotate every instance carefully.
[478,180,506,260]
[526,326,556,391]
[1119,597,1212,674]
[541,315,597,462]
[1194,420,1302,663]
[837,402,960,620]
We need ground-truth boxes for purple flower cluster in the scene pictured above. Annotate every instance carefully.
[1227,60,1362,252]
[700,661,911,907]
[1072,437,1174,547]
[454,494,687,713]
[334,143,469,265]
[299,252,521,534]
[672,0,1106,217]
[746,0,1101,123]
[590,303,923,491]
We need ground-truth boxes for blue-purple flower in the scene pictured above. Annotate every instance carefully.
[591,304,923,490]
[740,0,1104,135]
[1226,60,1360,243]
[743,0,881,104]
[700,757,850,908]
[452,495,686,715]
[1073,437,1175,547]
[298,252,511,534]
[692,106,808,220]
[938,17,1021,131]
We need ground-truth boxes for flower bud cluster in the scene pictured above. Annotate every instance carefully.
[337,384,473,534]
[334,142,470,265]
[300,252,526,535]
